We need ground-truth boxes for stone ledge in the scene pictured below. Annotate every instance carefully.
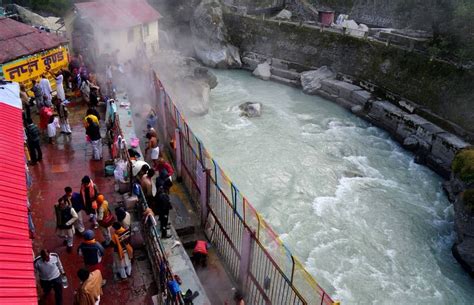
[270,66,300,80]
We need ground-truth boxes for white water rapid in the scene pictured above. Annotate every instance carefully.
[185,70,474,305]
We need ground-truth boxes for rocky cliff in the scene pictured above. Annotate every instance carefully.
[445,148,474,276]
[223,14,474,136]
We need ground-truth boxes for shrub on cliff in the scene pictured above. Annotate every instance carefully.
[452,148,474,184]
[462,189,474,213]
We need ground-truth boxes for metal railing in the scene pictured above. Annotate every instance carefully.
[152,72,336,305]
[112,106,184,305]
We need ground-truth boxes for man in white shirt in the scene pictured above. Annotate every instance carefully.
[39,74,53,106]
[34,249,65,305]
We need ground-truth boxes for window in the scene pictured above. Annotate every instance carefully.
[127,28,134,43]
[143,23,149,37]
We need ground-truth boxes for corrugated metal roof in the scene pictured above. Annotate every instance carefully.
[0,82,37,304]
[75,0,161,31]
[0,17,68,64]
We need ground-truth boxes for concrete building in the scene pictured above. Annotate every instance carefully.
[0,17,69,92]
[65,0,161,63]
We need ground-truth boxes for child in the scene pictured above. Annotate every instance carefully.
[55,98,71,134]
[47,115,58,144]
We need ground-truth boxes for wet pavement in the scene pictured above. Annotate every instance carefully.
[28,103,156,305]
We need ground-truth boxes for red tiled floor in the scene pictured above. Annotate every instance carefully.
[29,103,155,305]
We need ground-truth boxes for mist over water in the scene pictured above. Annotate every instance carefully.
[185,69,474,304]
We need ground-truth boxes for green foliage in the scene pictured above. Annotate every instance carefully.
[463,189,474,213]
[10,0,73,16]
[452,148,474,184]
[451,1,474,62]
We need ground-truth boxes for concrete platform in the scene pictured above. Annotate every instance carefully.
[117,93,213,305]
[28,103,157,305]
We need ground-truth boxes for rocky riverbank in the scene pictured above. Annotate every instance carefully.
[240,51,474,276]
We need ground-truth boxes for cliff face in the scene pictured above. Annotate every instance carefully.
[224,14,474,135]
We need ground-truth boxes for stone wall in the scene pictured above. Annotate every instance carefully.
[309,0,454,30]
[223,14,474,135]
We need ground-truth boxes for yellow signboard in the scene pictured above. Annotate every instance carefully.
[1,46,69,92]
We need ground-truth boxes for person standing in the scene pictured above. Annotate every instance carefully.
[25,118,42,164]
[78,230,106,282]
[145,132,160,169]
[156,158,174,178]
[86,107,101,122]
[140,168,154,202]
[90,87,99,107]
[47,115,58,144]
[115,207,131,230]
[96,194,114,247]
[39,74,53,107]
[80,77,91,104]
[63,186,85,234]
[74,268,103,305]
[55,70,66,102]
[111,222,133,280]
[34,249,65,305]
[156,169,173,194]
[155,186,172,239]
[31,79,44,112]
[55,98,72,134]
[20,84,31,122]
[86,117,102,160]
[55,197,78,252]
[80,176,99,228]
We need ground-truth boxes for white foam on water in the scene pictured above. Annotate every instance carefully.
[222,118,252,130]
[297,113,314,120]
[343,155,384,179]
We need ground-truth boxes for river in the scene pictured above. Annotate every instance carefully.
[185,70,474,304]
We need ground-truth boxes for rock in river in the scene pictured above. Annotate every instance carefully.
[253,62,271,81]
[239,102,262,118]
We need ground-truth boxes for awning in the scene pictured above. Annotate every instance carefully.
[0,81,37,304]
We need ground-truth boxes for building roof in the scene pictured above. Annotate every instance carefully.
[74,0,161,31]
[0,17,68,64]
[0,82,37,304]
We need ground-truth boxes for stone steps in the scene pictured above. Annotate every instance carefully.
[269,74,300,87]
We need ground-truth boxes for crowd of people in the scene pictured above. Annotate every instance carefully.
[23,53,247,305]
[25,56,137,305]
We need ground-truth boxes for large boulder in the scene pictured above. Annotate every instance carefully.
[194,66,218,89]
[275,9,292,20]
[300,66,336,94]
[342,19,369,38]
[239,102,262,118]
[191,0,242,68]
[253,62,271,81]
[154,51,215,115]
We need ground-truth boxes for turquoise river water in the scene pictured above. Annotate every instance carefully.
[186,70,474,305]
